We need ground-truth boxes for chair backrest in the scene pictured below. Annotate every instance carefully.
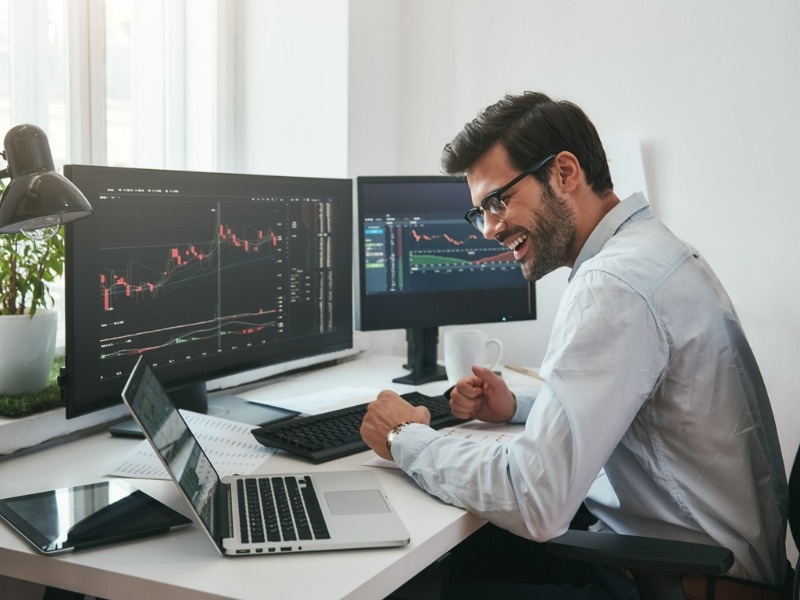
[789,441,800,600]
[789,441,800,554]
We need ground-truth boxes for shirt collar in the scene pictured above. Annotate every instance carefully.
[569,192,650,281]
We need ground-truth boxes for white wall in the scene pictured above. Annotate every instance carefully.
[346,0,800,480]
[235,0,349,178]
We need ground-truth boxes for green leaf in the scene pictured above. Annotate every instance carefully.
[0,178,65,316]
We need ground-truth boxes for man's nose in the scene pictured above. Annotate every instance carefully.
[481,212,506,240]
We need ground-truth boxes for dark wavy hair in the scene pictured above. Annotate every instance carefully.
[441,91,613,196]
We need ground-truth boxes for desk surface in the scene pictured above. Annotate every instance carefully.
[0,354,531,600]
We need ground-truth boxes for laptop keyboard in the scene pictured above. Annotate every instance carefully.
[251,391,466,463]
[237,475,329,544]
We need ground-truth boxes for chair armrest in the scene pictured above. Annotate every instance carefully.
[547,530,734,576]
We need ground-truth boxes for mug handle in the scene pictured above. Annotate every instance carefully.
[485,338,503,370]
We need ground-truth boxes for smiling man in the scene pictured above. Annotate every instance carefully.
[361,92,788,598]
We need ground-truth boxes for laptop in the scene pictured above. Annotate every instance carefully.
[121,356,410,556]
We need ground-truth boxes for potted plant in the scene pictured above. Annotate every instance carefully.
[0,179,64,396]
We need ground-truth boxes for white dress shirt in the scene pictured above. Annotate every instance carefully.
[391,193,788,584]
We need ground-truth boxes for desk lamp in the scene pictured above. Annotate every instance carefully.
[0,124,93,240]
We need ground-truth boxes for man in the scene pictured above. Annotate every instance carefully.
[360,92,788,595]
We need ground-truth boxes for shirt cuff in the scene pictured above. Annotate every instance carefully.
[390,422,440,468]
[510,385,541,423]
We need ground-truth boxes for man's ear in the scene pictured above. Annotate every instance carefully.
[552,151,582,193]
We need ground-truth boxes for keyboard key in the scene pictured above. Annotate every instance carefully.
[301,476,330,539]
[257,478,281,542]
[271,478,297,541]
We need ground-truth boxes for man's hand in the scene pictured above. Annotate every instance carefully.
[448,365,516,423]
[360,390,431,461]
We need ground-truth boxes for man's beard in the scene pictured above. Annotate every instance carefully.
[519,183,577,282]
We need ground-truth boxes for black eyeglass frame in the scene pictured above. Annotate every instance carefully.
[464,153,557,231]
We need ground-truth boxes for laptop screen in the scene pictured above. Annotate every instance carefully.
[123,357,221,539]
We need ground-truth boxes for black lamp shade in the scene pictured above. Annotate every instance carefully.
[0,124,93,234]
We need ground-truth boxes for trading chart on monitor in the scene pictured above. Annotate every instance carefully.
[364,211,518,295]
[93,192,336,382]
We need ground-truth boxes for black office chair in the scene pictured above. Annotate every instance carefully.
[547,440,800,600]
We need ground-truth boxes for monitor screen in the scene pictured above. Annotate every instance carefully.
[62,165,353,421]
[355,176,535,385]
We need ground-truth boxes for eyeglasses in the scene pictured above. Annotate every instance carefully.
[464,153,556,232]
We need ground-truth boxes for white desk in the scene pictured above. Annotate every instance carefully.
[0,354,531,600]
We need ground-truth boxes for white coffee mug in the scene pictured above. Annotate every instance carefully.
[443,329,504,385]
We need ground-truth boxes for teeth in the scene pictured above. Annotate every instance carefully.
[506,233,528,250]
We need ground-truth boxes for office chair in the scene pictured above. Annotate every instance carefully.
[547,439,800,600]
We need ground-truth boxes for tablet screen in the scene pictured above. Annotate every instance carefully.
[0,480,191,553]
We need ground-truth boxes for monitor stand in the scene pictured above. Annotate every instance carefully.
[109,381,298,438]
[392,327,448,385]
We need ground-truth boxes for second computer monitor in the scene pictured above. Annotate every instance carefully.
[355,175,535,385]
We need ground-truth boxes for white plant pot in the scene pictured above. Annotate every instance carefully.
[0,310,57,395]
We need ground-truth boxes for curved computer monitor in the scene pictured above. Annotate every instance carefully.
[62,165,353,421]
[355,176,535,385]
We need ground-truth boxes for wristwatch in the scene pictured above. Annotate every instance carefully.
[386,422,413,453]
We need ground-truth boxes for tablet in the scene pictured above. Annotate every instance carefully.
[0,480,192,554]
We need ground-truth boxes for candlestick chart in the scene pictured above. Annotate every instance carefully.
[92,199,324,381]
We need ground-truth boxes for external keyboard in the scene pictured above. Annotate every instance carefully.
[251,391,465,463]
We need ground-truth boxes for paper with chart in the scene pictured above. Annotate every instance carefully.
[108,410,275,480]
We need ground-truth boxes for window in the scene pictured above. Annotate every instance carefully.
[105,0,134,167]
[0,0,232,349]
[102,0,234,171]
[0,0,11,135]
[0,0,70,165]
[0,0,230,168]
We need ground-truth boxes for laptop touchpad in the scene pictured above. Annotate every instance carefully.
[324,490,390,515]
